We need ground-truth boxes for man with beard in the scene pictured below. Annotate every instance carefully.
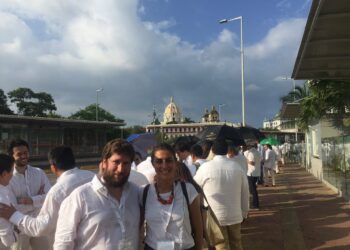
[7,139,51,250]
[54,139,140,250]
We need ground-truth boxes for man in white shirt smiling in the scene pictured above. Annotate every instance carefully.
[54,139,140,250]
[194,139,249,250]
[0,146,94,249]
[7,139,51,250]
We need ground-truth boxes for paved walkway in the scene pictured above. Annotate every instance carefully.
[242,164,350,250]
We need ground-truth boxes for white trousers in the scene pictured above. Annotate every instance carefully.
[11,234,50,250]
[263,167,275,186]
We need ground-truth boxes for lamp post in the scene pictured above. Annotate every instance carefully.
[219,16,245,126]
[282,76,296,101]
[96,88,103,121]
[218,103,226,122]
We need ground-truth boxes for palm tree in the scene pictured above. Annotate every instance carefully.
[280,82,310,103]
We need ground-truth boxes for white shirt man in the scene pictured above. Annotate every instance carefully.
[0,146,94,250]
[54,139,140,250]
[244,145,262,209]
[264,145,277,186]
[9,168,94,247]
[194,139,249,250]
[8,140,51,250]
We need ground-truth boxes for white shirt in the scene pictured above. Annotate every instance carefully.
[137,157,156,183]
[9,165,51,216]
[10,168,94,244]
[264,149,277,169]
[129,170,149,187]
[244,148,261,177]
[229,154,248,173]
[143,182,198,249]
[54,175,140,250]
[0,185,17,248]
[194,155,249,226]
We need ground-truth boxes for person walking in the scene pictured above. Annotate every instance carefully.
[194,139,249,250]
[244,143,262,209]
[263,144,277,187]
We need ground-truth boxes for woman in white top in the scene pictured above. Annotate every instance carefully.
[263,144,277,186]
[142,144,203,250]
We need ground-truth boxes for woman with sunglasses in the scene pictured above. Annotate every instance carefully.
[142,143,203,250]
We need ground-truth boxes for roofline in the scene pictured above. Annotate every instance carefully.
[0,114,125,127]
[292,0,324,79]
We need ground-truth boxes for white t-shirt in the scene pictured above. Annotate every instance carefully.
[264,149,277,169]
[245,148,261,177]
[143,182,198,250]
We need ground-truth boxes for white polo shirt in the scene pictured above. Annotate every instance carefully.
[194,155,249,226]
[244,148,261,177]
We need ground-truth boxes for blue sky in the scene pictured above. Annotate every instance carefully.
[0,0,312,127]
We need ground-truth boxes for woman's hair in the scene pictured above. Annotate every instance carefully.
[176,162,203,195]
[151,143,176,163]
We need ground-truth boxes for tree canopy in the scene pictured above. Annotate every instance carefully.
[280,83,310,103]
[297,80,350,131]
[0,89,13,115]
[69,104,124,123]
[7,87,56,116]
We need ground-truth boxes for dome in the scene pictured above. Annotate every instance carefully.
[163,97,182,124]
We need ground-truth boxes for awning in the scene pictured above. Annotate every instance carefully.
[280,103,301,119]
[292,0,350,80]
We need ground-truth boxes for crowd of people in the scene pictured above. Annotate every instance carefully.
[0,137,287,250]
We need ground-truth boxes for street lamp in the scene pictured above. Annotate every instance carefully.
[96,88,103,121]
[282,76,296,100]
[218,103,226,122]
[219,16,246,126]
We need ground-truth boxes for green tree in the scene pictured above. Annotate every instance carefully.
[69,104,123,122]
[183,117,195,123]
[8,87,56,116]
[0,89,13,115]
[298,80,350,131]
[280,82,310,103]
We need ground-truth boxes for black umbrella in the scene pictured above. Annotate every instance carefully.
[238,126,265,144]
[196,125,245,146]
[174,136,199,147]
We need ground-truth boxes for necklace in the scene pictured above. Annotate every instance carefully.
[155,183,174,205]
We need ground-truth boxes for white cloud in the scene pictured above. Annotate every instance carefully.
[0,1,306,127]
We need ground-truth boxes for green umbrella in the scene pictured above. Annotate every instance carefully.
[260,137,280,145]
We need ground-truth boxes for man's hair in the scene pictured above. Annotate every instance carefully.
[190,144,203,158]
[48,146,76,170]
[0,154,14,175]
[174,142,190,153]
[102,139,135,161]
[200,140,213,158]
[151,143,176,163]
[212,139,228,156]
[8,139,29,156]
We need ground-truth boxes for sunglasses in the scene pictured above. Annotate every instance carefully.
[153,157,175,165]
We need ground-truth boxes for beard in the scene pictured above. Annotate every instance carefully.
[15,159,28,168]
[103,171,130,188]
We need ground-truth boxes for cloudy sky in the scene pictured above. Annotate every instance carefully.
[0,0,311,127]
